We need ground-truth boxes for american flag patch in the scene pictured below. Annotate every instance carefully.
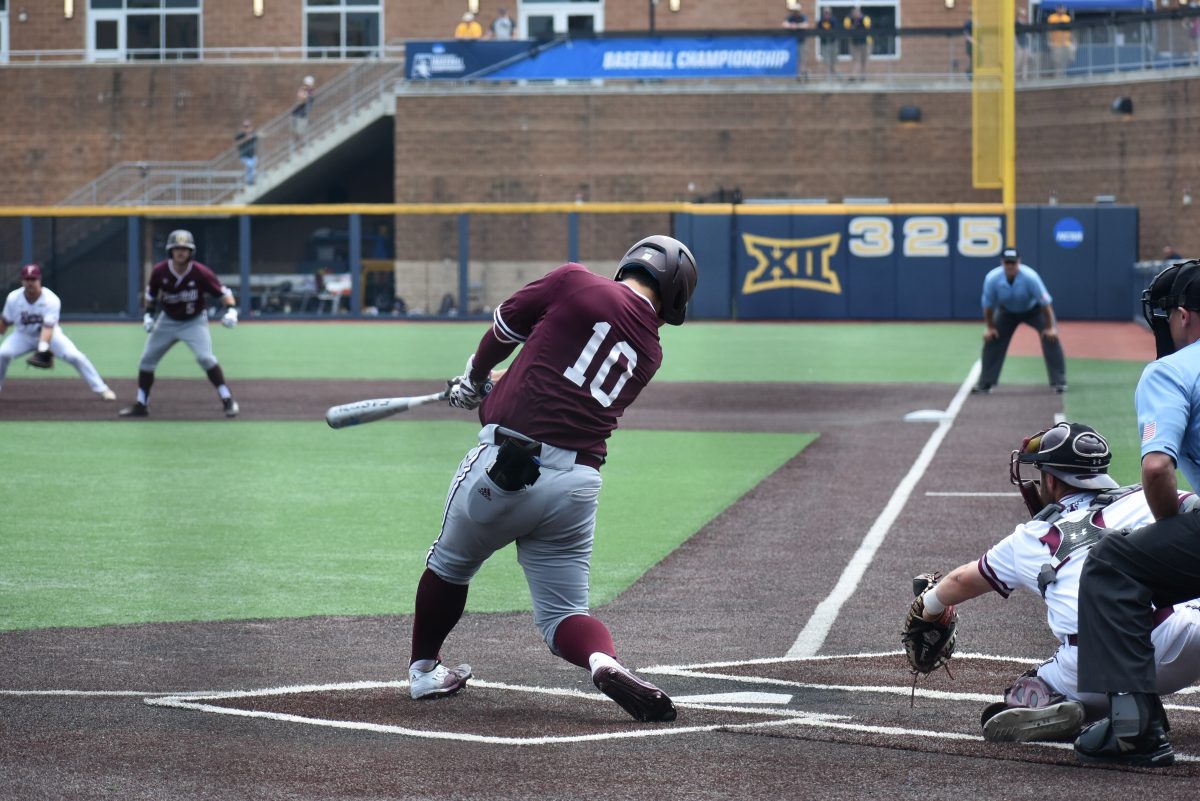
[1142,421,1157,442]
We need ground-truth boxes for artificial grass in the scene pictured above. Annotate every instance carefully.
[0,422,810,631]
[40,321,989,383]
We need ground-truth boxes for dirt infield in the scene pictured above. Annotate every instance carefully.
[4,351,1200,798]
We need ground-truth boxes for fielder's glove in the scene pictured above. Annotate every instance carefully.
[221,307,238,329]
[143,312,156,332]
[26,348,54,370]
[901,572,959,675]
[447,356,493,411]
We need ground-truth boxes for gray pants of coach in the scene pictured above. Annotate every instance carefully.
[978,305,1066,388]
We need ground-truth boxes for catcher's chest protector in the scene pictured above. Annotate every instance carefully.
[1036,485,1141,597]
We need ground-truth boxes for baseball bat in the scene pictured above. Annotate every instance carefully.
[325,389,449,429]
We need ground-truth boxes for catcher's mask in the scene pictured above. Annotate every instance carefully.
[165,229,196,254]
[614,235,698,326]
[1010,422,1119,516]
[1142,259,1200,358]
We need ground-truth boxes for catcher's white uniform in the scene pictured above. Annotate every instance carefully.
[978,487,1200,716]
[0,286,112,396]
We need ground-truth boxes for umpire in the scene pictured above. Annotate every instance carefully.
[972,248,1068,395]
[1074,259,1200,767]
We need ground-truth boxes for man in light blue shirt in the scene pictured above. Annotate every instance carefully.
[973,247,1067,394]
[1074,259,1200,767]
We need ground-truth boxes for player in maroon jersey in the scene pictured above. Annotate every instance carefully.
[119,229,241,418]
[406,235,698,723]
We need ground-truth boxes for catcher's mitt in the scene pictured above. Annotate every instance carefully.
[901,571,958,675]
[26,349,54,370]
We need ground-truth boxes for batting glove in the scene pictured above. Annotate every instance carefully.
[221,307,238,329]
[447,356,493,411]
[143,312,156,332]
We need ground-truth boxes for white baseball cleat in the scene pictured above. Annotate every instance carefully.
[409,661,472,700]
[99,388,117,401]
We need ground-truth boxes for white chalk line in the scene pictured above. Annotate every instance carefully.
[787,362,981,658]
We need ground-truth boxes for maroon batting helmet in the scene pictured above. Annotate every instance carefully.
[614,235,698,326]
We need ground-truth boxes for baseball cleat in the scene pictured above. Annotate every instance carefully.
[1054,384,1069,394]
[593,664,677,722]
[223,397,240,417]
[982,700,1085,743]
[409,661,472,700]
[119,402,149,417]
[971,383,993,395]
[99,388,117,401]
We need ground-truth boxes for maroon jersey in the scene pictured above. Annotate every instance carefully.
[145,259,229,321]
[475,263,663,464]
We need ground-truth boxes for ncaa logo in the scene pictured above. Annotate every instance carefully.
[1053,217,1084,250]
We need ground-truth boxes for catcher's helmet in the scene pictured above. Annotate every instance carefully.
[1010,422,1118,515]
[165,229,196,254]
[614,235,698,326]
[1142,259,1200,358]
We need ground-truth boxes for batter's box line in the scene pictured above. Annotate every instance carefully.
[142,679,844,746]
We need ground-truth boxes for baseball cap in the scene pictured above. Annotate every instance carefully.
[20,263,41,281]
[1002,247,1019,262]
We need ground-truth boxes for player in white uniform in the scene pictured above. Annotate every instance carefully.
[916,422,1200,742]
[0,263,116,401]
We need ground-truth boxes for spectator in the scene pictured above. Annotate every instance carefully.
[972,247,1068,395]
[291,75,315,149]
[1185,1,1200,64]
[490,7,515,40]
[843,6,871,81]
[234,119,257,186]
[782,4,808,29]
[455,12,483,40]
[1015,6,1032,80]
[1047,5,1075,77]
[816,6,838,78]
[1162,245,1184,267]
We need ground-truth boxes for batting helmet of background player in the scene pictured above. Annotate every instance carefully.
[1009,422,1119,516]
[1142,258,1200,359]
[165,229,196,254]
[614,235,698,326]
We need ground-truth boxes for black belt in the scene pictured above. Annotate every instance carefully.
[1066,606,1175,646]
[493,432,603,470]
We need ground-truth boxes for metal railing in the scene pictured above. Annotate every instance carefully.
[60,55,405,208]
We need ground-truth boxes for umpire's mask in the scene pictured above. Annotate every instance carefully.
[1142,259,1200,358]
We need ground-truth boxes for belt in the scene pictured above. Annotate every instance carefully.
[493,432,603,470]
[1066,606,1175,647]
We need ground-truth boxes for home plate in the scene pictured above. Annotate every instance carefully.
[674,692,794,705]
[904,409,949,423]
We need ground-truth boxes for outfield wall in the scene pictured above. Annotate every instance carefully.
[680,203,1137,321]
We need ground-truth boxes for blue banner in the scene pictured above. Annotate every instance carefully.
[406,41,532,80]
[485,36,797,81]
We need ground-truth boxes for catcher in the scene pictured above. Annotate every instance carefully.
[902,421,1200,743]
[0,263,116,401]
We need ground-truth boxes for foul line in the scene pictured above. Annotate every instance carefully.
[786,361,981,658]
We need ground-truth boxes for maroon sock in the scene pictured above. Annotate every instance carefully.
[553,614,615,669]
[410,568,469,665]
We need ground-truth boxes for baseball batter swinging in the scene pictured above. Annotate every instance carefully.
[406,234,698,723]
[0,263,116,400]
[119,229,240,418]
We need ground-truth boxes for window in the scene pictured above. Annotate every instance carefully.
[305,0,382,59]
[520,0,603,39]
[87,0,201,61]
[0,1,8,65]
[816,1,899,59]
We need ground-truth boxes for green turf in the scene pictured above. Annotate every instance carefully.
[3,321,1155,632]
[46,321,991,383]
[0,422,810,631]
